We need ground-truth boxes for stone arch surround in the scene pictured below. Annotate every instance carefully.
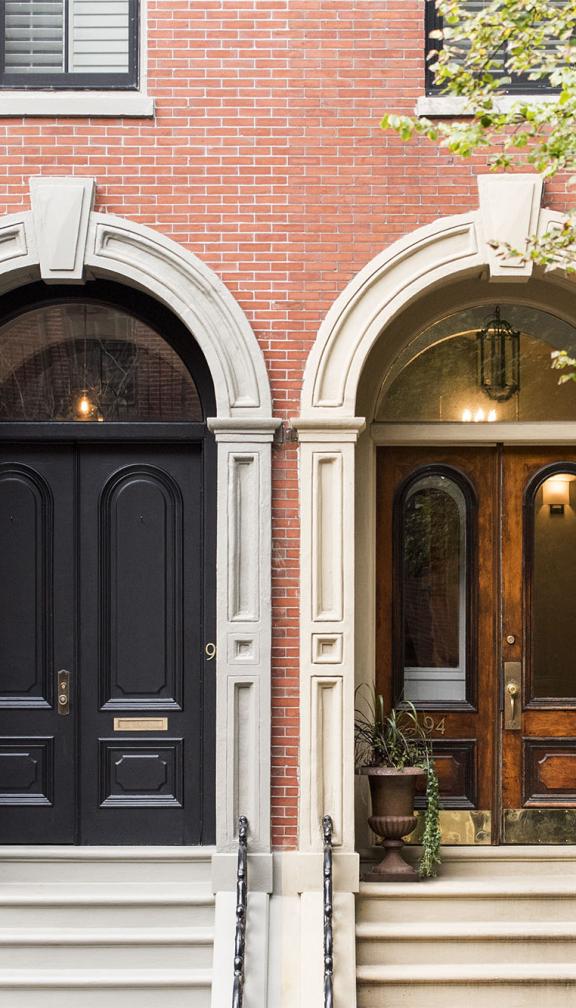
[0,176,279,860]
[294,173,576,862]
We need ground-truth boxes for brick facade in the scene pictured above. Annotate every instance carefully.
[1,1,570,849]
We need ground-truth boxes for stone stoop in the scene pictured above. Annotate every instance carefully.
[356,846,576,1008]
[0,847,215,1007]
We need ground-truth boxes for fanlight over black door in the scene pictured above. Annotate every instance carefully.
[0,285,215,845]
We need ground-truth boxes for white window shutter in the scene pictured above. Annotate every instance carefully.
[68,0,130,74]
[4,0,65,74]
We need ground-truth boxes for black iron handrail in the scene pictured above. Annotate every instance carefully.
[323,814,334,1008]
[232,815,249,1008]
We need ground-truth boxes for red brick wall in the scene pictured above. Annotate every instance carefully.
[0,1,570,848]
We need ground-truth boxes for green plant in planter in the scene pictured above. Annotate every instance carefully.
[355,688,442,879]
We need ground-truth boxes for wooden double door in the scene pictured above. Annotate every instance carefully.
[377,446,576,844]
[0,439,215,845]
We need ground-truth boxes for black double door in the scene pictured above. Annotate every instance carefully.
[0,440,214,845]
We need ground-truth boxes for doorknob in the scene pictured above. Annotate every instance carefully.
[504,661,521,730]
[57,670,70,716]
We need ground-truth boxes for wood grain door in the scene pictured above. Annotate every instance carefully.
[501,448,576,842]
[377,448,499,834]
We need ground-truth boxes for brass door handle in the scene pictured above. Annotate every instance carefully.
[507,681,519,722]
[57,670,70,715]
[504,661,521,730]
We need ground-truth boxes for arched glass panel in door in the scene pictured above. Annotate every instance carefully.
[396,470,474,705]
[0,302,202,421]
[528,467,576,701]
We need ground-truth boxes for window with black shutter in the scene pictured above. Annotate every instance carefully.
[425,0,563,96]
[0,0,138,89]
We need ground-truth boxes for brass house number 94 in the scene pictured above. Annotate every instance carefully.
[423,715,446,735]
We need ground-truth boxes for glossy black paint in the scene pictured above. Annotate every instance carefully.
[0,439,216,845]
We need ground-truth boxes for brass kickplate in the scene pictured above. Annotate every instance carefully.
[406,810,492,845]
[113,717,168,732]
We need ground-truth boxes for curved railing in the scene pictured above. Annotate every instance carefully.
[322,814,334,1008]
[232,815,249,1008]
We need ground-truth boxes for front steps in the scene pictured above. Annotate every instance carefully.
[0,847,215,1007]
[356,846,576,1007]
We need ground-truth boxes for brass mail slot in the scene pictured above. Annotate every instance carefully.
[113,717,168,732]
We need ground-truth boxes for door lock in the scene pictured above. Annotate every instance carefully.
[57,670,70,716]
[504,661,521,730]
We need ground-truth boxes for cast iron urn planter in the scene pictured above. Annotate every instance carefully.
[360,766,426,882]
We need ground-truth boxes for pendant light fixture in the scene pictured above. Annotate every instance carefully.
[477,306,520,402]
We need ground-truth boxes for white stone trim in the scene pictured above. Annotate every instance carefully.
[0,178,277,863]
[209,429,276,854]
[30,177,95,282]
[415,94,558,117]
[371,422,576,446]
[0,92,154,117]
[295,423,365,856]
[300,175,557,419]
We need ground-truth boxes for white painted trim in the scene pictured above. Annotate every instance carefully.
[415,93,557,117]
[0,92,154,117]
[371,422,576,446]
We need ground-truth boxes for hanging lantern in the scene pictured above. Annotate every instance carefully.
[477,306,520,402]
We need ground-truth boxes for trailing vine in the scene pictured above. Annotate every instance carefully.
[418,759,442,879]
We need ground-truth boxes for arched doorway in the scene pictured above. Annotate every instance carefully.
[296,177,576,861]
[0,281,216,845]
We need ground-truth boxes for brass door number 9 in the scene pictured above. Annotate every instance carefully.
[205,643,217,661]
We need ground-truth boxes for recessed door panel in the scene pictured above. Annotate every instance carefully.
[101,466,183,710]
[99,738,184,808]
[0,737,54,805]
[0,447,75,843]
[0,466,52,707]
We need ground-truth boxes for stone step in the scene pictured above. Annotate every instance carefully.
[0,886,215,928]
[357,963,576,1008]
[0,847,215,885]
[356,920,576,965]
[0,969,211,1008]
[357,877,576,922]
[403,844,576,878]
[0,928,214,969]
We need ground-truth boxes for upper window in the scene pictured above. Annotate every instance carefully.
[425,0,562,96]
[0,0,138,89]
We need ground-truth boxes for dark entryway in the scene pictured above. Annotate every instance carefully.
[0,284,216,845]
